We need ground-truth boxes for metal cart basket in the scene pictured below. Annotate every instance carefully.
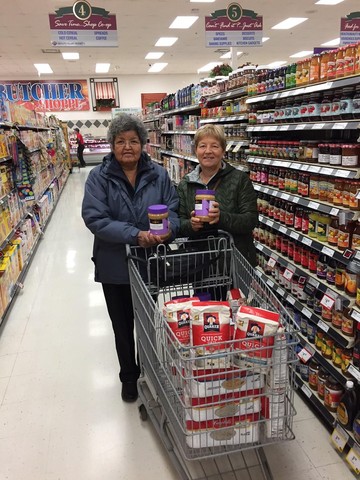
[127,234,299,480]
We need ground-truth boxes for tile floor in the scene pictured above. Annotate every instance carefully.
[0,167,356,480]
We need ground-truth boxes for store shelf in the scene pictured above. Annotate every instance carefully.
[258,214,354,266]
[256,267,354,349]
[206,86,248,103]
[248,157,359,179]
[200,115,248,124]
[247,120,360,132]
[148,143,161,148]
[246,75,360,105]
[0,156,12,163]
[160,104,201,116]
[162,130,197,135]
[253,184,358,218]
[255,241,351,307]
[160,149,198,163]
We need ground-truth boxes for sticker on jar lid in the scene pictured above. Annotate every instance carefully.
[332,123,347,130]
[301,383,312,398]
[331,425,349,453]
[317,319,330,332]
[346,446,360,475]
[321,246,335,257]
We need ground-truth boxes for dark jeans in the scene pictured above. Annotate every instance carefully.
[102,284,140,383]
[77,144,86,167]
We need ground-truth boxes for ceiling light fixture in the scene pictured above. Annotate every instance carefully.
[321,37,340,46]
[155,37,178,47]
[95,63,110,73]
[148,63,168,73]
[267,61,287,68]
[62,52,79,60]
[145,52,164,60]
[197,62,221,73]
[169,16,199,29]
[271,17,308,29]
[290,50,313,58]
[34,63,53,74]
[190,0,215,2]
[315,0,344,4]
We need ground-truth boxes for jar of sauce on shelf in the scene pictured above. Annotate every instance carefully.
[356,42,360,74]
[309,360,320,390]
[324,377,343,412]
[302,58,310,84]
[330,90,342,120]
[327,216,339,246]
[319,177,329,202]
[329,144,342,166]
[305,141,319,163]
[336,46,346,78]
[292,96,302,122]
[335,263,345,290]
[326,258,337,285]
[310,55,321,84]
[344,44,356,77]
[352,219,360,249]
[353,84,360,118]
[309,174,319,199]
[332,344,344,368]
[342,181,351,208]
[341,347,353,377]
[317,368,328,400]
[308,93,321,121]
[340,87,354,120]
[338,221,352,251]
[315,330,325,351]
[327,50,337,80]
[349,182,360,211]
[317,214,330,242]
[318,143,330,164]
[309,249,319,273]
[320,50,330,81]
[322,335,335,358]
[320,91,333,120]
[342,144,359,167]
[333,179,343,205]
[301,210,310,234]
[345,264,357,298]
[341,307,355,339]
[332,307,343,330]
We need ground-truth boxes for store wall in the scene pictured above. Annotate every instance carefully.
[54,73,198,138]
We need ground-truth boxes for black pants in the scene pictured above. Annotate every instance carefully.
[77,144,86,167]
[102,284,140,383]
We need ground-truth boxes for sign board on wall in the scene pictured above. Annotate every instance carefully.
[49,1,118,47]
[340,12,360,46]
[0,80,90,112]
[112,108,142,119]
[205,3,263,48]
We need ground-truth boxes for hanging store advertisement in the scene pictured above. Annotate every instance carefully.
[49,1,118,47]
[0,80,90,112]
[340,12,360,46]
[205,3,263,48]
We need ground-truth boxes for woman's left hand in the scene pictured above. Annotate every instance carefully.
[208,201,220,225]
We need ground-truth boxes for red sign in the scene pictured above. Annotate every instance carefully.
[0,80,90,112]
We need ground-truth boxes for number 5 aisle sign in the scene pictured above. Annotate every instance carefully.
[205,3,263,48]
[49,1,118,47]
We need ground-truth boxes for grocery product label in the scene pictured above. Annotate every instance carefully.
[346,446,360,475]
[331,425,348,452]
[163,297,199,345]
[191,302,230,352]
[149,218,169,235]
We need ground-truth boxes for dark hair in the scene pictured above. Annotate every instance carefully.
[107,114,148,148]
[74,127,80,132]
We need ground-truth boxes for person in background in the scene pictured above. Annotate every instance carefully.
[82,114,179,402]
[177,123,258,267]
[74,127,86,168]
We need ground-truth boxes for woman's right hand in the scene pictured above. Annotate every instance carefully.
[190,210,204,232]
[137,231,164,247]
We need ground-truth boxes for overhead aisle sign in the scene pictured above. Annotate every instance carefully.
[205,3,263,48]
[49,1,118,47]
[340,11,360,46]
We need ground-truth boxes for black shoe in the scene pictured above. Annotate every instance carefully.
[121,382,138,402]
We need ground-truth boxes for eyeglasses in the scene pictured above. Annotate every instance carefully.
[115,139,141,147]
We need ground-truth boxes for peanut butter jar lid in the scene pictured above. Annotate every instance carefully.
[148,204,168,214]
[196,189,216,195]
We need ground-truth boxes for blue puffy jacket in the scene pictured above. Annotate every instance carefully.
[82,151,179,284]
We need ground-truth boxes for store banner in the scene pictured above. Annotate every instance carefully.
[0,80,90,112]
[340,11,360,46]
[205,3,263,48]
[49,2,118,47]
[111,108,142,119]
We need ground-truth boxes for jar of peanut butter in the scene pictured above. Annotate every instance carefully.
[194,190,216,222]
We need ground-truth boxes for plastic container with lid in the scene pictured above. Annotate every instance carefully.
[320,50,330,81]
[335,46,346,78]
[310,55,321,84]
[327,50,337,80]
[148,204,170,238]
[194,190,216,222]
[344,44,356,77]
[324,376,343,412]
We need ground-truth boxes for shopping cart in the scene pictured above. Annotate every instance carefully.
[127,233,299,480]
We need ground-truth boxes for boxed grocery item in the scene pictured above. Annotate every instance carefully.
[185,413,260,448]
[234,305,280,366]
[185,395,261,422]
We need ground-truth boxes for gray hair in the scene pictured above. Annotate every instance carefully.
[107,114,148,148]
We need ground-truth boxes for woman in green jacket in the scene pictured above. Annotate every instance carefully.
[177,124,258,266]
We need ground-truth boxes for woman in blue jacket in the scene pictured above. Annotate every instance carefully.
[82,114,179,402]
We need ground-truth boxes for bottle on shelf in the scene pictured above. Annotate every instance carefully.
[353,410,360,445]
[336,380,358,430]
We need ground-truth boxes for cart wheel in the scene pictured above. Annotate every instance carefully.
[139,404,148,421]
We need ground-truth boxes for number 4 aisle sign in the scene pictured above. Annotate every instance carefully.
[205,3,263,48]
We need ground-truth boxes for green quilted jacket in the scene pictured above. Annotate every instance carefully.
[177,163,258,266]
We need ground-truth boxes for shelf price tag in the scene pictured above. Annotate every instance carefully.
[281,193,290,200]
[333,122,347,130]
[292,196,300,203]
[267,220,274,227]
[321,168,335,176]
[297,347,314,364]
[351,309,360,323]
[308,166,320,173]
[321,246,335,257]
[283,268,295,282]
[320,293,336,311]
[347,364,360,382]
[295,124,306,130]
[277,287,285,297]
[267,125,277,131]
[329,207,340,216]
[287,295,296,305]
[346,445,360,475]
[267,256,278,268]
[279,125,290,131]
[233,143,243,152]
[290,231,299,240]
[226,141,234,151]
[257,244,264,251]
[279,226,287,234]
[312,123,325,129]
[267,279,274,288]
[317,319,330,333]
[302,307,312,318]
[264,159,271,165]
[308,201,320,210]
[302,237,313,247]
[331,425,349,453]
[301,382,312,398]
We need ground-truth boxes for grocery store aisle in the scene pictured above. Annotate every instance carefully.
[0,168,355,480]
